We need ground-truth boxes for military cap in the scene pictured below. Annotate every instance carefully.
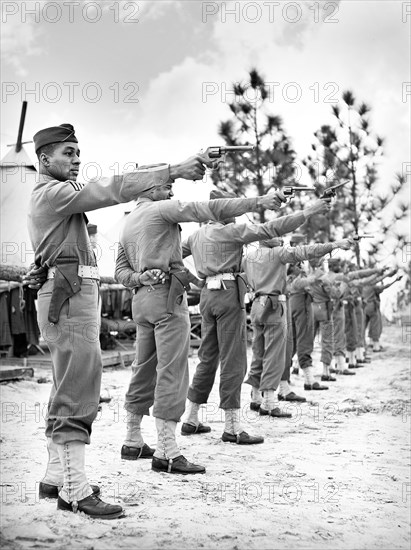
[33,123,78,153]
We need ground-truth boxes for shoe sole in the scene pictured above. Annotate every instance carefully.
[151,466,206,474]
[57,507,123,520]
[222,439,264,445]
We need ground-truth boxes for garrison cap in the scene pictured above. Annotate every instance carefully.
[210,189,237,200]
[33,123,78,153]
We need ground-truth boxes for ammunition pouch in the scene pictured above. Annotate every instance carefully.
[166,270,190,315]
[48,257,82,324]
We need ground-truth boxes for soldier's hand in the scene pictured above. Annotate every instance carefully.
[22,264,47,290]
[304,198,332,217]
[258,191,287,211]
[396,275,403,282]
[140,269,166,286]
[335,238,355,250]
[170,155,214,181]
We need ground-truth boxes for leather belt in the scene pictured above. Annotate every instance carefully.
[47,265,100,280]
[255,294,287,305]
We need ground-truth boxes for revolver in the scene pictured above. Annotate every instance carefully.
[202,145,254,161]
[321,180,350,199]
[353,234,373,242]
[282,186,316,198]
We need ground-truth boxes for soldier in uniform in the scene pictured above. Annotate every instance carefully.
[28,123,208,518]
[180,189,319,443]
[363,269,401,351]
[327,261,384,371]
[115,182,284,471]
[343,264,386,366]
[243,231,353,414]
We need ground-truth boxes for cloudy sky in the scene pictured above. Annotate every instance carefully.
[1,0,410,249]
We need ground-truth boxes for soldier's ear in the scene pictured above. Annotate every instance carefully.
[39,153,50,167]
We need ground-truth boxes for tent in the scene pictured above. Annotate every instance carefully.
[0,145,37,268]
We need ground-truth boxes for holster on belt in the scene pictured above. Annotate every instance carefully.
[260,292,282,322]
[48,257,82,324]
[236,273,249,310]
[166,270,190,315]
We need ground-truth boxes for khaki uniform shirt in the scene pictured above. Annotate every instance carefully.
[115,196,264,287]
[244,243,335,295]
[181,212,306,279]
[28,166,170,267]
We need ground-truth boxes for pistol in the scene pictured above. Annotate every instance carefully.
[202,145,254,160]
[321,180,350,199]
[283,186,316,197]
[353,234,373,242]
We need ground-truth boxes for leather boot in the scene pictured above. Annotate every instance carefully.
[57,441,122,519]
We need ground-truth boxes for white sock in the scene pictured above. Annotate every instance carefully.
[124,411,144,448]
[182,400,200,427]
[251,387,263,404]
[224,409,242,435]
[262,390,278,411]
[304,367,315,385]
[322,363,330,376]
[348,351,356,365]
[279,380,290,396]
[355,347,363,361]
[372,340,380,351]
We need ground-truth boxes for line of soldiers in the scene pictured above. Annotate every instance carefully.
[27,125,401,520]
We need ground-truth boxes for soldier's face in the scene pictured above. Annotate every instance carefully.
[153,183,174,201]
[44,142,81,181]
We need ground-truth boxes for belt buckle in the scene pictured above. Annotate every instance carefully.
[258,296,268,306]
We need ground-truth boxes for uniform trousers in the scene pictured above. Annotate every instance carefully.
[245,298,288,392]
[364,301,382,341]
[188,281,246,410]
[285,292,314,372]
[355,300,366,347]
[332,303,346,356]
[37,278,102,445]
[125,283,190,421]
[344,302,358,352]
[313,302,334,366]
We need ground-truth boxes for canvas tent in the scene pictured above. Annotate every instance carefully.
[0,145,37,268]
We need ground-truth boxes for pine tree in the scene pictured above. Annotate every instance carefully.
[303,90,409,266]
[212,69,300,222]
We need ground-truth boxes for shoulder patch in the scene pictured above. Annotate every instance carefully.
[69,180,84,191]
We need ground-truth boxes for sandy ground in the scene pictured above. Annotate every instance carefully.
[1,324,410,550]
